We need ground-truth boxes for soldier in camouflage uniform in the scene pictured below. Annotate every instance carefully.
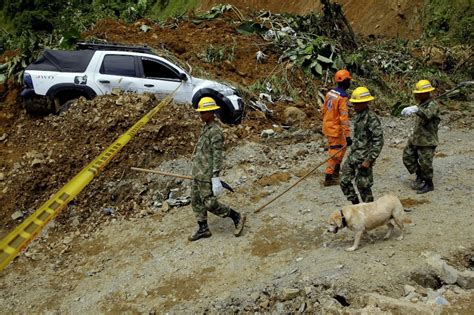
[340,87,384,204]
[401,80,440,194]
[189,97,245,241]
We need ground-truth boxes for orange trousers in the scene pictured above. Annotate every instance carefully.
[325,135,347,174]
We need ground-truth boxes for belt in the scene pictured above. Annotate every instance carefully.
[329,145,344,149]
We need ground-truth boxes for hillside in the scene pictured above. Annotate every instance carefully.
[0,1,473,313]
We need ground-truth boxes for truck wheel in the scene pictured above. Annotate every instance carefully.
[23,98,52,116]
[52,97,76,114]
[60,99,76,112]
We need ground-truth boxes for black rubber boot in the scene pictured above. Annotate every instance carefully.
[188,220,212,241]
[324,174,338,186]
[360,188,374,203]
[350,197,360,205]
[334,164,341,178]
[417,178,434,194]
[411,172,425,190]
[228,209,246,237]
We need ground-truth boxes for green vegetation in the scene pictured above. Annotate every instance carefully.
[424,0,474,44]
[149,0,199,20]
[199,44,235,63]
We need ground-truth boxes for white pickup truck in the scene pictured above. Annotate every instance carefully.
[21,42,244,124]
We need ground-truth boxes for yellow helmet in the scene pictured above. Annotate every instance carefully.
[349,86,375,103]
[413,80,435,94]
[196,97,220,112]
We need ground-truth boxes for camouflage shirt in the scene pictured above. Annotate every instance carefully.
[192,121,224,181]
[410,101,440,147]
[348,109,384,164]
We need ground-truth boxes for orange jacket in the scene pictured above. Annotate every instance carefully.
[322,87,350,137]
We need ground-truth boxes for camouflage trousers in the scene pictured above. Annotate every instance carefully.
[340,160,374,203]
[403,143,436,180]
[191,180,231,222]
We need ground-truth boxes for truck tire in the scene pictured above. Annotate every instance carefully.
[23,97,54,116]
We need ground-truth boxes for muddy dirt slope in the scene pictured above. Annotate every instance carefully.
[202,0,424,39]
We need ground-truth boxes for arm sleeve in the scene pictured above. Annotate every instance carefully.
[339,97,351,137]
[416,101,438,120]
[368,114,384,163]
[211,129,224,177]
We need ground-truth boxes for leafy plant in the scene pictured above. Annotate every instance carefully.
[281,36,340,77]
[198,44,235,63]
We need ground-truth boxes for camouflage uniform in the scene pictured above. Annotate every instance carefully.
[403,100,440,180]
[191,121,231,221]
[340,108,384,203]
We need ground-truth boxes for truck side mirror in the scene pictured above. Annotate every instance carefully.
[179,73,188,81]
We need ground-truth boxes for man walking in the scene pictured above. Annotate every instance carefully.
[340,87,384,204]
[322,69,353,186]
[189,97,245,241]
[401,80,440,194]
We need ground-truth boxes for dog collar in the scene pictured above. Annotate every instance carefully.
[340,210,347,228]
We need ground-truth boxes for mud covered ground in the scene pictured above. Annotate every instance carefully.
[0,95,472,313]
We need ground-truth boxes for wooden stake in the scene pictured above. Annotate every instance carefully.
[254,146,346,213]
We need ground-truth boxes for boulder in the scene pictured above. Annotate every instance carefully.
[457,270,474,290]
[283,107,307,126]
[366,293,436,315]
[280,288,300,301]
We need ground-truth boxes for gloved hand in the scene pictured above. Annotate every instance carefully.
[401,105,419,116]
[346,137,353,146]
[211,177,224,196]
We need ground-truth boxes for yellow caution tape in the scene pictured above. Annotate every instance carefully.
[0,86,180,271]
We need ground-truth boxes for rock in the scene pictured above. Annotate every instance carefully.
[426,253,459,284]
[72,217,80,227]
[304,286,312,295]
[0,133,7,141]
[283,107,307,126]
[457,270,474,289]
[31,158,45,167]
[298,302,306,313]
[115,97,125,106]
[404,284,416,296]
[0,172,4,181]
[432,296,449,306]
[261,129,275,138]
[280,288,300,301]
[405,291,418,301]
[102,207,115,215]
[258,299,270,309]
[274,302,285,313]
[11,211,23,220]
[366,293,433,315]
[63,236,73,244]
[161,201,170,212]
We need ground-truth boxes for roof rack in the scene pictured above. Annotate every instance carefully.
[76,42,156,55]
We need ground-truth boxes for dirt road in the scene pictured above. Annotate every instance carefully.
[0,109,472,313]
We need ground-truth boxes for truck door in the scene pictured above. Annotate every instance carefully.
[139,57,192,103]
[95,54,141,94]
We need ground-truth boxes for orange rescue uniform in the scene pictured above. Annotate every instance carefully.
[322,87,351,174]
